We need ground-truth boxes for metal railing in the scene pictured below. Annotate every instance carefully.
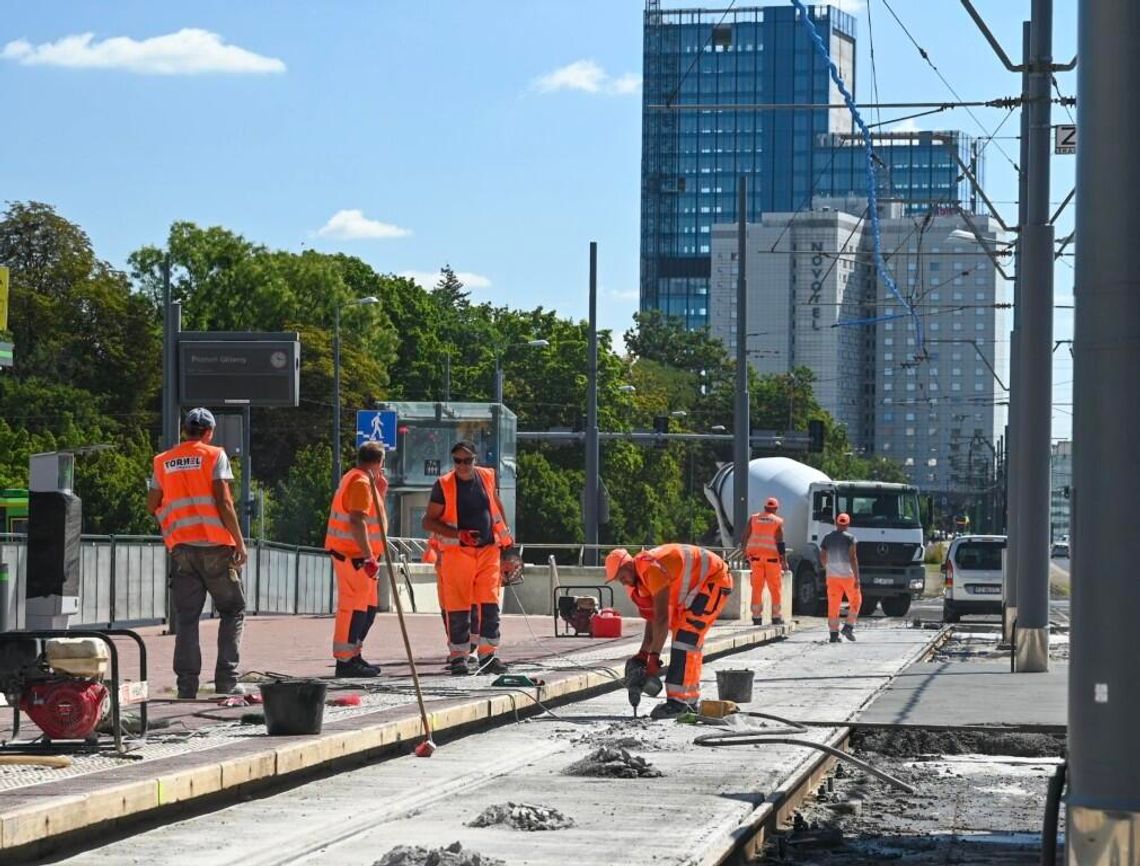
[0,534,749,630]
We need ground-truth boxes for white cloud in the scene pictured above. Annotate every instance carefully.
[530,59,641,96]
[1,29,285,75]
[606,287,640,301]
[316,210,411,241]
[888,117,923,134]
[399,270,492,290]
[831,0,866,12]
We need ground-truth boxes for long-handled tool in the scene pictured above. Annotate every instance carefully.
[367,472,436,757]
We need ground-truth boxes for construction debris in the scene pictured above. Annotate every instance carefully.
[562,746,663,778]
[373,841,505,866]
[467,802,575,831]
[852,728,1066,759]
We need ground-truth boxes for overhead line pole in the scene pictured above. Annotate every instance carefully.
[584,242,600,566]
[733,177,750,546]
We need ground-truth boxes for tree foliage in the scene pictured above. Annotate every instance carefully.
[0,201,909,545]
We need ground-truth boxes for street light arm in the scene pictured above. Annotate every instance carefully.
[960,0,1022,72]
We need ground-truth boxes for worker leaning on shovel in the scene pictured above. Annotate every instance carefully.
[605,544,733,720]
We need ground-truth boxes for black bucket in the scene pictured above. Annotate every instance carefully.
[259,679,328,735]
[715,668,755,703]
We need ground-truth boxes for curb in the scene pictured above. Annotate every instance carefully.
[0,622,794,856]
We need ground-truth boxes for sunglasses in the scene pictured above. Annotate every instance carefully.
[452,456,475,465]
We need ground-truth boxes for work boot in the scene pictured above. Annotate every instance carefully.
[772,617,785,626]
[841,624,857,642]
[449,656,472,677]
[751,617,764,626]
[357,658,383,675]
[829,631,842,644]
[476,655,509,675]
[335,657,380,678]
[649,698,697,720]
[214,681,239,695]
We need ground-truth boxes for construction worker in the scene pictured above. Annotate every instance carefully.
[422,441,513,676]
[605,544,733,719]
[325,441,388,677]
[742,496,787,626]
[148,408,248,699]
[819,512,861,643]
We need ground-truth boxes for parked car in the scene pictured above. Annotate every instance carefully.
[942,534,1007,623]
[1052,541,1070,558]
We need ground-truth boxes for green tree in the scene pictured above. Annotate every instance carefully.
[268,444,333,547]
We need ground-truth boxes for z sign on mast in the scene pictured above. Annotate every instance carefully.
[1055,124,1077,155]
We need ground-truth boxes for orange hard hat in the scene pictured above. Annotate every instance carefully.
[765,497,779,510]
[604,548,634,582]
[837,512,851,527]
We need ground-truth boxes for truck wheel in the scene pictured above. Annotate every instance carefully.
[859,595,879,617]
[881,595,912,618]
[792,567,818,616]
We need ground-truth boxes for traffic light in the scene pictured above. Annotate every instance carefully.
[653,415,669,448]
[808,419,825,453]
[1063,485,1071,500]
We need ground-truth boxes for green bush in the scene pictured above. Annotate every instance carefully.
[924,542,947,565]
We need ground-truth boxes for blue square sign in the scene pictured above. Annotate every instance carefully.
[356,410,397,449]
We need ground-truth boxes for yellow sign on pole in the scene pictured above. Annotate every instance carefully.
[0,265,9,332]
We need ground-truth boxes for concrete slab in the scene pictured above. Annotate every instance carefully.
[858,656,1068,728]
[0,617,794,857]
[51,621,937,866]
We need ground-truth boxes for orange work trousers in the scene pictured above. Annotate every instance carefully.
[332,556,379,661]
[826,576,861,631]
[749,558,782,620]
[438,545,501,660]
[664,573,732,703]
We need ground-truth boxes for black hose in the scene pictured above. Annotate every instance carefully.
[1041,760,1067,866]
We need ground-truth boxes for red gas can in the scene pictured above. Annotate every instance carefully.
[590,608,623,638]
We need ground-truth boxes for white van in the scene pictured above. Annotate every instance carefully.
[942,534,1006,623]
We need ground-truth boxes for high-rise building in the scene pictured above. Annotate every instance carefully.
[1051,440,1072,542]
[640,3,977,329]
[709,198,1010,508]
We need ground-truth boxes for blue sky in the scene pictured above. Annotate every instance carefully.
[0,1,1076,438]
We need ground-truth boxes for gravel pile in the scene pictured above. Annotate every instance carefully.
[852,728,1066,758]
[467,802,575,831]
[562,746,663,778]
[374,841,504,866]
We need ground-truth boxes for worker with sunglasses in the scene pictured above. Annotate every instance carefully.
[422,441,513,676]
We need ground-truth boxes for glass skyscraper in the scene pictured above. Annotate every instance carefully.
[641,2,975,328]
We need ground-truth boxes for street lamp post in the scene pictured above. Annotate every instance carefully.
[332,296,380,491]
[492,339,548,485]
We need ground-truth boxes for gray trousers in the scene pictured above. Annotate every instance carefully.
[171,544,246,695]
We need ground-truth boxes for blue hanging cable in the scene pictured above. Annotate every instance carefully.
[789,0,925,359]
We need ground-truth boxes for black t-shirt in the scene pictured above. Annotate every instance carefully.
[429,475,493,545]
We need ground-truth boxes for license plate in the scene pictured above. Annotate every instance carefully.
[969,585,1002,595]
[872,577,894,585]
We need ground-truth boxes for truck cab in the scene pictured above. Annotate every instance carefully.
[803,481,927,617]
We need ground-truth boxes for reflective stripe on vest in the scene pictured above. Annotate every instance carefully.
[746,513,782,557]
[436,467,510,547]
[325,468,385,557]
[152,441,234,550]
[638,544,729,614]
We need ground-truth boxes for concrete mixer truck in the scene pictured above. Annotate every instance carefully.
[705,457,926,617]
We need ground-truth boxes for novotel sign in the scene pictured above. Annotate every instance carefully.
[178,334,300,407]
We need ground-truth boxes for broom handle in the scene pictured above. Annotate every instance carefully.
[367,472,433,742]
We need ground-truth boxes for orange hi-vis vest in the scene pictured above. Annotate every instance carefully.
[153,440,234,550]
[627,544,733,621]
[436,466,512,548]
[325,468,385,558]
[746,513,783,560]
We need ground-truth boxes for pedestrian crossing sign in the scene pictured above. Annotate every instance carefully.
[356,410,397,448]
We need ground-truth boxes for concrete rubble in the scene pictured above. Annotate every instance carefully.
[374,841,505,866]
[562,746,663,778]
[467,802,575,831]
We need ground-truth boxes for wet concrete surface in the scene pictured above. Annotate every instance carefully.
[769,732,1064,865]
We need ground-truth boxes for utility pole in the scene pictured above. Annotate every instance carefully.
[1013,0,1054,673]
[584,242,600,565]
[733,177,750,544]
[1069,2,1135,861]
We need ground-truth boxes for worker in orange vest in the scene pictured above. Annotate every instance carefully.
[148,408,248,699]
[819,512,861,643]
[422,441,513,676]
[741,497,787,626]
[325,441,388,677]
[605,544,733,719]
